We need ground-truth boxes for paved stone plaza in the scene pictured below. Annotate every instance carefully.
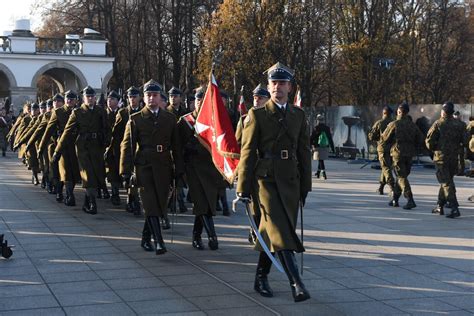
[0,153,473,315]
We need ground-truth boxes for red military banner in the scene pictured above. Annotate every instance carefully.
[195,73,240,183]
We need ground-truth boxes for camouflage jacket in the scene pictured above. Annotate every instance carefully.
[426,117,467,162]
[381,115,424,158]
[368,115,393,153]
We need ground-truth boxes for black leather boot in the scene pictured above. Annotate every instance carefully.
[82,194,91,214]
[315,170,320,178]
[160,214,171,230]
[278,250,310,302]
[377,182,385,195]
[446,207,461,219]
[141,221,154,252]
[403,193,416,210]
[254,252,273,297]
[33,172,40,185]
[388,190,400,207]
[147,216,167,255]
[111,186,121,206]
[89,193,98,214]
[192,216,204,250]
[201,215,218,250]
[64,182,76,206]
[102,186,110,199]
[321,170,327,180]
[56,181,64,202]
[48,181,55,194]
[432,204,444,215]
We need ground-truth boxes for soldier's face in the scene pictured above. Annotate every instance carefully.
[84,95,96,106]
[107,98,119,110]
[53,100,63,109]
[128,95,139,108]
[32,108,40,116]
[253,96,268,108]
[66,98,75,108]
[145,92,160,109]
[40,108,46,114]
[268,80,291,100]
[170,95,181,106]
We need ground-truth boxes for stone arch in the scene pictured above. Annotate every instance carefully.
[101,69,114,92]
[30,61,87,91]
[0,63,18,88]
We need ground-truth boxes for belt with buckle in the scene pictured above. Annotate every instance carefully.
[142,145,169,153]
[261,150,295,160]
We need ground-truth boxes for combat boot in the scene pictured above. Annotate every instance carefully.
[32,173,40,185]
[377,183,385,195]
[147,217,167,255]
[126,194,134,213]
[432,204,444,215]
[140,221,153,252]
[403,194,416,210]
[55,181,64,202]
[446,207,461,219]
[88,194,98,215]
[82,194,91,214]
[278,250,310,302]
[321,170,327,180]
[192,216,204,250]
[64,182,76,206]
[111,186,121,206]
[388,191,400,207]
[201,215,218,250]
[315,170,320,178]
[254,252,273,297]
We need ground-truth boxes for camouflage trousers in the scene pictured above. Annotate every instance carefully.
[435,159,458,207]
[378,151,394,188]
[392,156,413,198]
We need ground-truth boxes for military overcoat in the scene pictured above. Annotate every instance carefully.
[120,106,183,217]
[56,104,109,188]
[237,101,312,253]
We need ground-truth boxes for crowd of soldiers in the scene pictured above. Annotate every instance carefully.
[369,102,473,218]
[2,61,473,303]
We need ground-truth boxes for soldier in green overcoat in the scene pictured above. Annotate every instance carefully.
[120,80,183,255]
[54,86,110,214]
[426,102,467,218]
[381,102,425,209]
[16,103,41,184]
[104,90,122,206]
[39,92,81,205]
[237,63,312,302]
[13,104,32,161]
[177,88,222,251]
[368,106,394,195]
[235,84,270,244]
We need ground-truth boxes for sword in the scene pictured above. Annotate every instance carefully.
[232,196,284,273]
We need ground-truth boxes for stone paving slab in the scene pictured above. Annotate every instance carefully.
[1,153,473,315]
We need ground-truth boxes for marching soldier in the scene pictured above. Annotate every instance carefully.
[166,87,188,213]
[426,103,467,218]
[178,88,221,251]
[235,84,270,244]
[237,62,311,302]
[16,103,41,184]
[381,102,424,209]
[54,86,110,214]
[108,86,142,215]
[13,103,33,163]
[120,80,183,254]
[105,90,122,206]
[39,93,81,204]
[6,106,28,153]
[368,106,394,195]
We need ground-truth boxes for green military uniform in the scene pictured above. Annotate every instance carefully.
[237,100,311,253]
[28,110,52,187]
[368,110,394,193]
[426,103,467,218]
[56,103,109,189]
[6,112,24,149]
[105,107,121,186]
[18,110,41,181]
[109,102,142,214]
[14,114,32,159]
[381,106,424,209]
[166,104,187,118]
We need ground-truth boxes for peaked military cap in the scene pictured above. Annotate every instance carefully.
[442,102,454,115]
[107,90,120,99]
[39,101,47,109]
[398,102,410,113]
[65,90,78,99]
[252,84,270,98]
[143,80,162,93]
[264,62,294,81]
[53,93,64,102]
[46,99,53,107]
[31,102,40,110]
[82,86,96,96]
[168,87,182,96]
[126,86,140,97]
[195,87,205,99]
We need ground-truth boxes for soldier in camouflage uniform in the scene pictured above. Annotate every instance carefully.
[368,106,394,195]
[108,86,142,215]
[105,90,122,206]
[54,86,110,214]
[426,103,467,218]
[381,102,425,209]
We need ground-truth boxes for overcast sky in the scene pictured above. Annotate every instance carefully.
[0,0,44,34]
